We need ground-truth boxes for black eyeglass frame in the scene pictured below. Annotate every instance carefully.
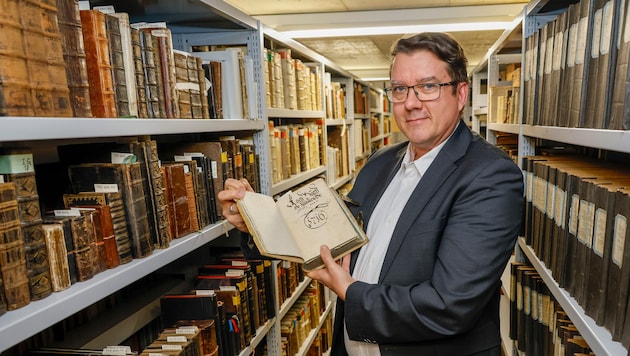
[384,81,459,103]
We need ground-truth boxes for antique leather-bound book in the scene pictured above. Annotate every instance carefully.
[80,9,117,118]
[43,215,95,282]
[0,149,53,300]
[181,161,200,232]
[68,163,153,258]
[140,26,179,118]
[189,55,204,119]
[161,163,191,239]
[174,50,193,119]
[196,56,210,119]
[66,204,119,270]
[104,13,131,118]
[135,29,160,117]
[33,0,73,117]
[174,320,219,356]
[0,182,31,310]
[145,140,171,248]
[129,27,149,118]
[41,223,71,292]
[63,192,131,265]
[56,0,92,118]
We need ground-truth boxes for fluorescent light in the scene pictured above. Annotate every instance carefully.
[281,22,513,39]
[360,77,390,82]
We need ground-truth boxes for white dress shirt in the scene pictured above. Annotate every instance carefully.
[344,138,448,356]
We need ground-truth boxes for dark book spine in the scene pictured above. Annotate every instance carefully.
[4,167,52,301]
[195,56,210,119]
[56,0,92,117]
[104,14,130,118]
[123,163,154,258]
[138,29,160,118]
[130,28,149,118]
[145,140,171,247]
[0,182,31,310]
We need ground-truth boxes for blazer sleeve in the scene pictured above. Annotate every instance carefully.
[344,156,524,344]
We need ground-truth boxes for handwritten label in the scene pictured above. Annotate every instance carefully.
[0,153,34,174]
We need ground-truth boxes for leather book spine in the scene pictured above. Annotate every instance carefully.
[174,50,193,119]
[195,56,210,119]
[67,215,94,282]
[150,33,168,118]
[56,0,92,117]
[189,55,204,119]
[104,14,130,118]
[2,160,52,300]
[112,12,139,118]
[138,30,161,118]
[21,0,71,117]
[183,165,200,232]
[0,182,31,310]
[122,163,154,257]
[80,209,107,274]
[145,140,171,248]
[150,27,179,118]
[608,0,630,130]
[188,158,209,228]
[128,141,161,249]
[41,223,71,292]
[0,1,34,116]
[80,9,117,117]
[130,27,149,118]
[210,61,223,118]
[162,163,191,239]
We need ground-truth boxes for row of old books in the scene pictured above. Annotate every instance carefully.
[268,121,324,185]
[522,153,630,347]
[523,0,630,130]
[263,48,322,112]
[510,262,594,355]
[280,280,330,356]
[159,249,276,356]
[0,137,259,314]
[0,0,237,120]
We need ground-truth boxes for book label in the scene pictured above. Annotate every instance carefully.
[0,154,34,173]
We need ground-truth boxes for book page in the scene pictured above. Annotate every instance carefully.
[237,191,302,259]
[276,179,364,263]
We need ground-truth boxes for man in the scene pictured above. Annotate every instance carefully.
[219,32,524,355]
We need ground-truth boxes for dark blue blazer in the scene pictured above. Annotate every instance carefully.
[333,121,524,355]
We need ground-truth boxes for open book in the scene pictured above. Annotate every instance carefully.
[235,178,368,271]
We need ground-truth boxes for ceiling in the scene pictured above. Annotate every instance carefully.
[223,0,529,84]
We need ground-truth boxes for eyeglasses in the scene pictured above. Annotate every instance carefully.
[384,81,459,103]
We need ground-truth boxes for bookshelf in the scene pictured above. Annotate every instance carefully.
[471,0,630,354]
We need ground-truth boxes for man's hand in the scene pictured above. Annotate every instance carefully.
[217,178,253,233]
[306,245,355,301]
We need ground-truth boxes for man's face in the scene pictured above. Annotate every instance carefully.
[390,49,468,159]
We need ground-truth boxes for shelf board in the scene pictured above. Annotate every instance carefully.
[518,238,627,356]
[325,118,353,126]
[522,125,630,154]
[270,166,327,196]
[266,108,325,119]
[0,222,233,352]
[331,175,353,190]
[488,122,520,135]
[0,117,265,142]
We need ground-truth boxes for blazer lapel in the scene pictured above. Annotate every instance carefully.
[378,121,473,281]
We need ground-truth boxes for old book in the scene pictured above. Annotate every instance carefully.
[67,163,153,259]
[0,149,52,300]
[103,13,130,118]
[80,9,117,117]
[173,49,194,119]
[161,163,191,239]
[604,187,630,340]
[136,24,179,118]
[0,182,30,310]
[567,0,595,128]
[145,140,171,248]
[129,27,149,118]
[41,223,71,292]
[195,56,210,119]
[43,214,95,282]
[137,29,161,117]
[56,0,92,117]
[63,192,132,265]
[608,0,630,130]
[236,178,368,271]
[112,12,139,118]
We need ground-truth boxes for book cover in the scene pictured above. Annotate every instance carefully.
[235,178,368,271]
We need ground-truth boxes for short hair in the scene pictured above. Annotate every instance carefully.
[390,32,469,89]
